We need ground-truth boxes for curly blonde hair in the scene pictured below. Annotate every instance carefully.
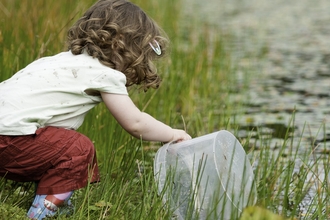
[67,0,169,91]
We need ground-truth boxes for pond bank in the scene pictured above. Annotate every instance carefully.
[181,0,330,217]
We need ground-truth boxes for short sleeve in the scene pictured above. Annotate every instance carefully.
[90,69,128,95]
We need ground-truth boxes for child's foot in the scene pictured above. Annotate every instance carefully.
[27,194,74,219]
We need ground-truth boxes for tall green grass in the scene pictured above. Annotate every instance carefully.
[1,0,329,219]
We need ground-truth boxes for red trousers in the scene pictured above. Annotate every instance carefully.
[0,127,100,194]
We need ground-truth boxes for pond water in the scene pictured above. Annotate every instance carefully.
[183,0,330,145]
[182,0,330,216]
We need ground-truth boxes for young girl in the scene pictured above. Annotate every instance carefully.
[0,0,191,219]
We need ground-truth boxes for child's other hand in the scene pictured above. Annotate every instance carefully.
[171,129,191,142]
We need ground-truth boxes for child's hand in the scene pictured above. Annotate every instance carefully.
[171,129,192,142]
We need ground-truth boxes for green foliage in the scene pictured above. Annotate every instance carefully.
[0,203,29,219]
[240,206,295,220]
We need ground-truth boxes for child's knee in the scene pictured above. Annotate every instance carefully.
[77,134,96,163]
[54,133,96,179]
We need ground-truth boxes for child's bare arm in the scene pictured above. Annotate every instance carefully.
[101,92,191,142]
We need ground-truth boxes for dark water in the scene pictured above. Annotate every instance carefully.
[183,0,330,148]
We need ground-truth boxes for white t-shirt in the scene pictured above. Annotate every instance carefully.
[0,51,128,135]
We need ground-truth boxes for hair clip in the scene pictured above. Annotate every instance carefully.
[149,40,162,56]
